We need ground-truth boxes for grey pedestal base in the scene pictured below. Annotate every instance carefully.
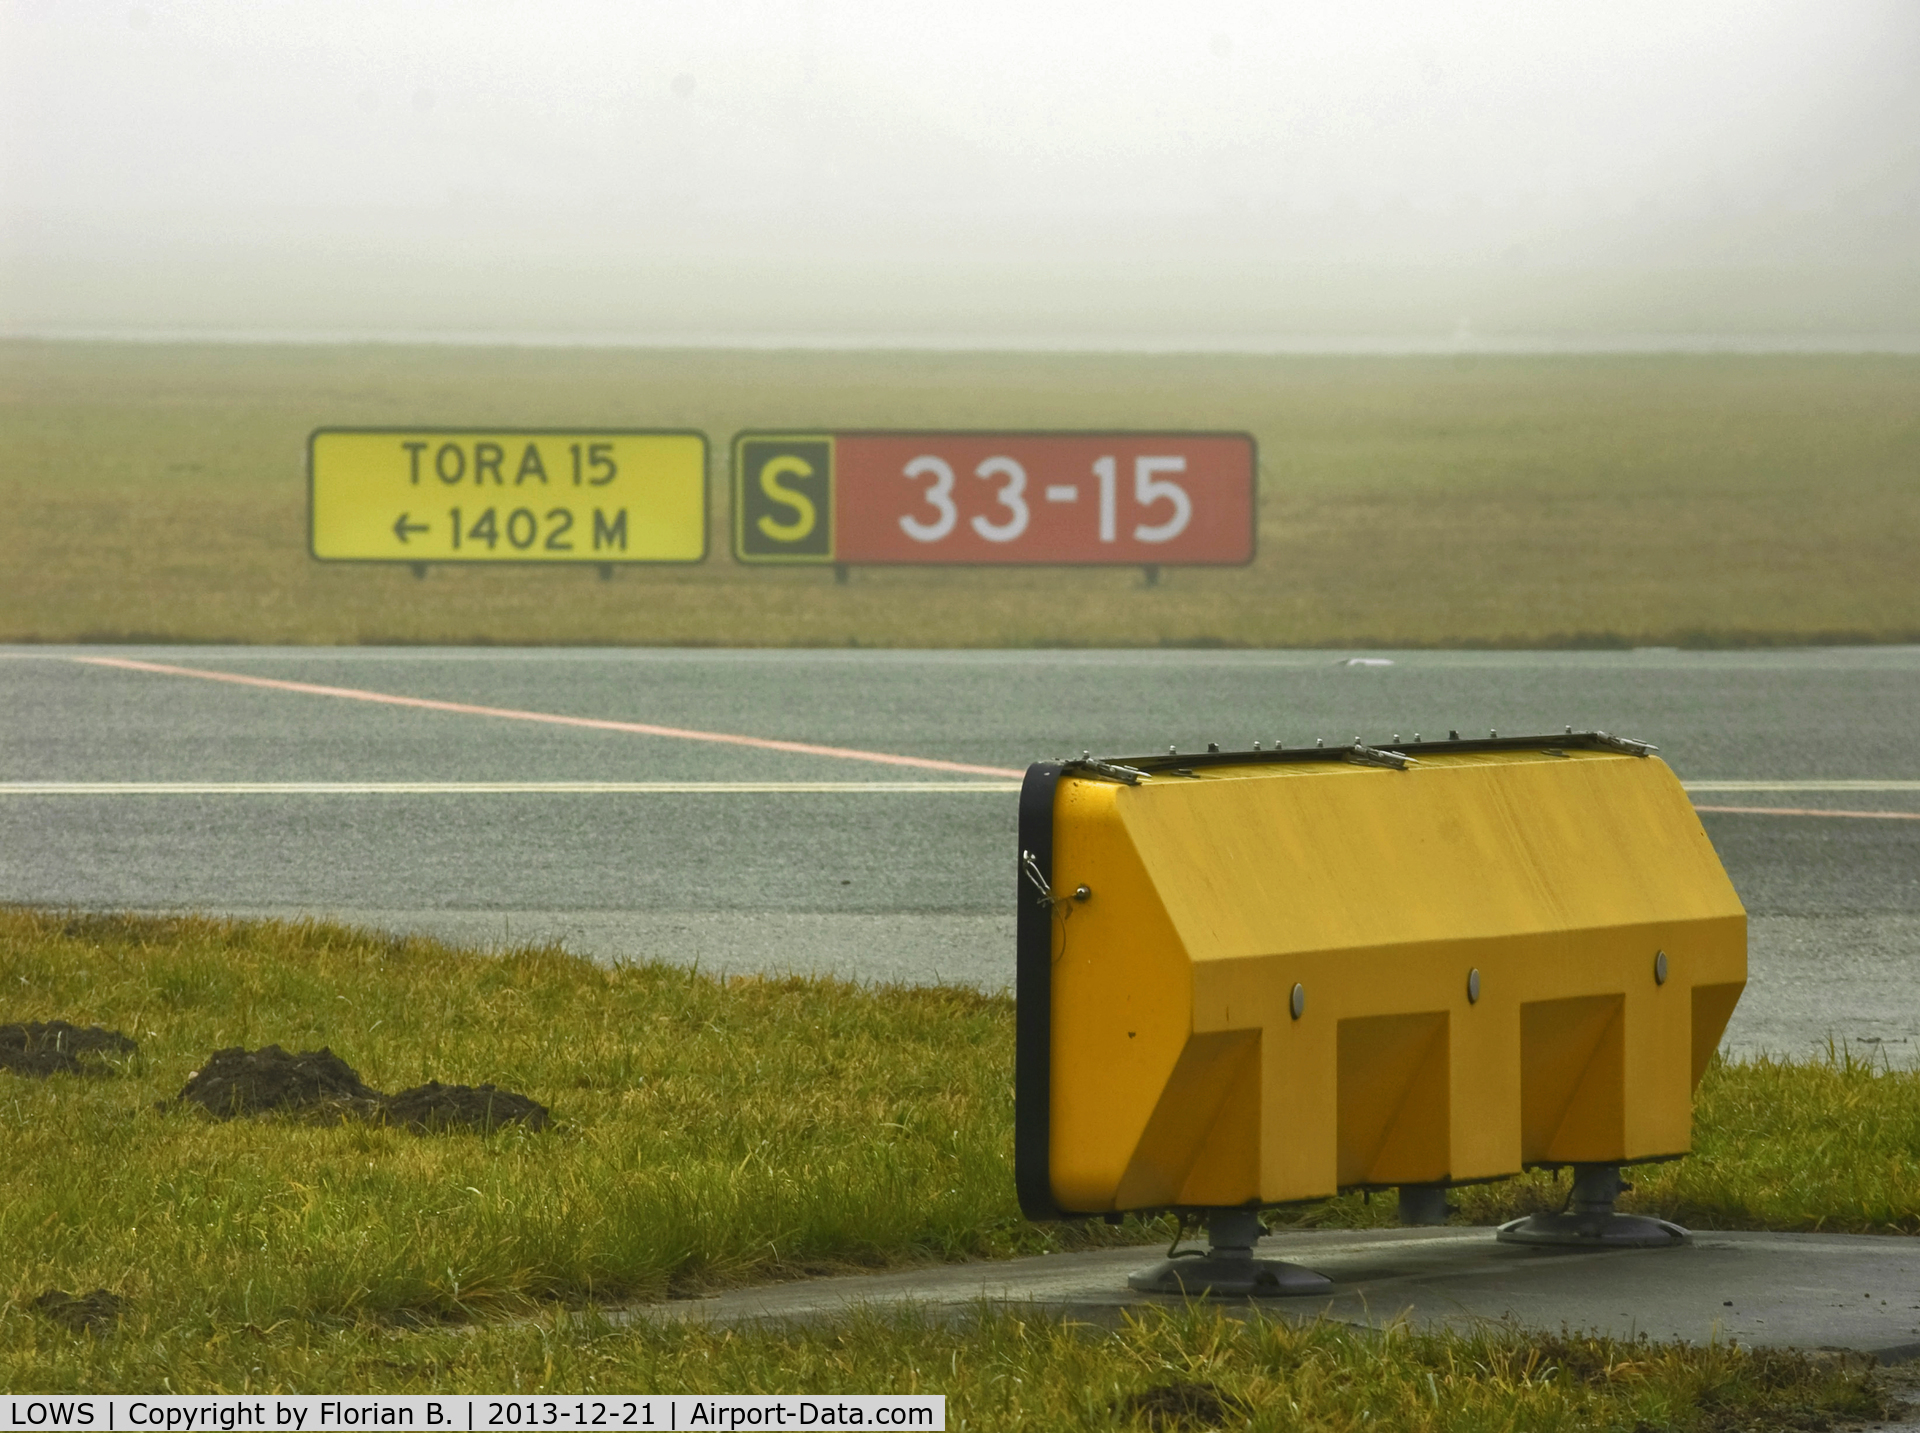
[1128,1254,1333,1297]
[1127,1208,1333,1297]
[1495,1163,1689,1249]
[1497,1211,1689,1248]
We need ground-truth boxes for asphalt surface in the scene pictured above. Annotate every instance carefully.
[627,1225,1920,1362]
[4,645,1918,1060]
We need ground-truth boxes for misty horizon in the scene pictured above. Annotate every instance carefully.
[5,0,1917,349]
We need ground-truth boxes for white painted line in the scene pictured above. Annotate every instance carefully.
[0,781,1021,795]
[70,656,1026,780]
[3,780,1911,798]
[1693,804,1920,821]
[1682,781,1920,792]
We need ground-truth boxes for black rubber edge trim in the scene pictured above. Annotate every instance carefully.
[1015,761,1066,1222]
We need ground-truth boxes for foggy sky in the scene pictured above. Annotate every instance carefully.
[4,0,1917,346]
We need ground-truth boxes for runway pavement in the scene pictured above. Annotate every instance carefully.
[3,644,1917,1061]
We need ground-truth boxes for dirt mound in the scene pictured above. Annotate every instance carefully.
[0,1021,137,1078]
[177,1044,383,1118]
[31,1288,125,1332]
[173,1047,549,1132]
[1117,1382,1246,1429]
[383,1081,550,1133]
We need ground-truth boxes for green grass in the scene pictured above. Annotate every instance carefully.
[4,341,1918,647]
[3,1303,1895,1429]
[0,909,1098,1329]
[5,909,1920,1405]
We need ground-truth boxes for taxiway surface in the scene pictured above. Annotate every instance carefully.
[4,645,1916,1061]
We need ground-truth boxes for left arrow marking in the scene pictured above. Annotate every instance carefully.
[393,513,429,543]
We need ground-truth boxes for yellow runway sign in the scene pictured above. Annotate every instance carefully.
[309,429,707,563]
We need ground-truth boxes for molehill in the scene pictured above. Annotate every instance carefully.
[0,1020,137,1078]
[174,1044,549,1132]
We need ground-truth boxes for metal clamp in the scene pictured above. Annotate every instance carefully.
[1020,849,1053,904]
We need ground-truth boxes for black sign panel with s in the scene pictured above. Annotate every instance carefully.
[734,435,835,561]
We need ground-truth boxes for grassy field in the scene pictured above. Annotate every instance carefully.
[6,1301,1893,1428]
[3,341,1917,647]
[6,908,1920,1405]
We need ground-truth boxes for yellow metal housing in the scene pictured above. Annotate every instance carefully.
[1013,737,1745,1218]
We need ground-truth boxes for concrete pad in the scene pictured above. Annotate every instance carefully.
[623,1227,1920,1360]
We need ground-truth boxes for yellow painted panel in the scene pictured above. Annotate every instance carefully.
[1122,750,1737,960]
[1337,1012,1450,1185]
[1047,779,1194,1211]
[1175,1035,1262,1207]
[1115,1029,1260,1208]
[310,429,707,562]
[1521,995,1626,1162]
[1520,995,1621,1163]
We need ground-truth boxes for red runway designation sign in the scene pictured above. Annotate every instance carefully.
[732,432,1255,566]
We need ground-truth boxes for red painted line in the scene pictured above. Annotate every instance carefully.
[1693,804,1920,821]
[72,656,1025,779]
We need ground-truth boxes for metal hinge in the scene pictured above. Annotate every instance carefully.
[1347,742,1416,771]
[1590,731,1657,757]
[1062,756,1148,785]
